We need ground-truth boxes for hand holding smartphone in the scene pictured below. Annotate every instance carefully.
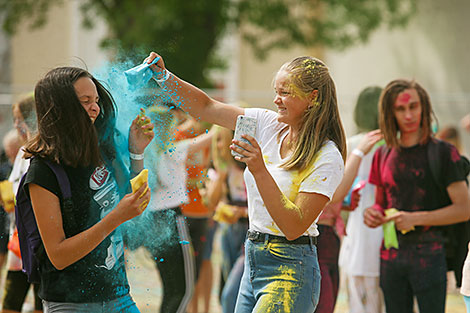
[231,115,257,158]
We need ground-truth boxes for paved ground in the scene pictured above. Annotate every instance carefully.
[126,232,468,313]
[13,230,469,312]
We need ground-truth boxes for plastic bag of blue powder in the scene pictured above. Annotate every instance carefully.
[124,57,168,90]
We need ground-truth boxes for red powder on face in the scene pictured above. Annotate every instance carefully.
[397,92,411,104]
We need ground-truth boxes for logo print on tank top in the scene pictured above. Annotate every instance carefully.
[89,166,109,190]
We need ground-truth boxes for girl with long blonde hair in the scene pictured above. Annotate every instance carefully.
[145,53,346,312]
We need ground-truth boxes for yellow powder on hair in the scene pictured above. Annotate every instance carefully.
[286,81,308,99]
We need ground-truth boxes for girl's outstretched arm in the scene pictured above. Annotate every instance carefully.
[29,182,150,270]
[145,52,244,130]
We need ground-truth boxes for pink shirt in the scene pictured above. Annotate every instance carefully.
[319,202,345,237]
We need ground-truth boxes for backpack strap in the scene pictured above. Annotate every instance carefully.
[426,138,446,196]
[42,160,72,200]
[426,138,470,287]
[41,160,79,236]
[426,138,470,193]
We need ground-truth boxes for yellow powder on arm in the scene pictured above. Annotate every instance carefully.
[280,194,303,219]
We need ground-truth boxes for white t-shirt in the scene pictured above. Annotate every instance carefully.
[244,108,344,237]
[7,148,30,270]
[338,133,384,277]
[9,148,29,194]
[461,247,470,296]
[147,140,190,211]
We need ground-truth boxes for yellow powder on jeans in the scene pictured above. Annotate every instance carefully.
[256,264,299,312]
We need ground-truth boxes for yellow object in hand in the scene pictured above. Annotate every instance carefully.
[385,208,398,218]
[130,169,149,198]
[213,203,235,223]
[0,180,15,213]
[400,227,415,235]
[137,108,150,127]
[385,208,414,234]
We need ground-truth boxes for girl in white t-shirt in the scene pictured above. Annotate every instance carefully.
[145,52,346,312]
[3,96,43,313]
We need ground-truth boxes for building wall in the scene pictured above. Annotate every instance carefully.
[324,0,470,153]
[4,1,469,154]
[10,0,109,100]
[222,0,469,154]
[221,30,323,109]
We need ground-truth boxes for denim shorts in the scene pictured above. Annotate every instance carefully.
[43,294,140,313]
[234,236,321,313]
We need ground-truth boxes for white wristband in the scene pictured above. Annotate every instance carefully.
[129,152,144,160]
[351,149,365,159]
[152,69,170,86]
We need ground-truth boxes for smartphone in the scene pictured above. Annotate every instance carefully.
[231,115,257,158]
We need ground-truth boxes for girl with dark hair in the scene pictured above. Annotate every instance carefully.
[145,52,346,312]
[22,67,154,312]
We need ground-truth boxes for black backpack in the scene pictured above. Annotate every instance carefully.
[427,138,470,287]
[15,159,73,284]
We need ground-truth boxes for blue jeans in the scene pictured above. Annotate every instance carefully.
[43,294,140,313]
[464,295,470,313]
[220,221,248,280]
[222,254,245,313]
[380,242,447,313]
[234,237,321,313]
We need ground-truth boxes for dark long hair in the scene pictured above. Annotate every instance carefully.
[24,67,116,167]
[379,79,433,148]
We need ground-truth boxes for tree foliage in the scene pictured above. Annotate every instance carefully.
[236,0,417,58]
[0,0,416,86]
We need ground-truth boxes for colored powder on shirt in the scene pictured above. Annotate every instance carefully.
[263,154,273,165]
[288,149,322,199]
[267,223,281,234]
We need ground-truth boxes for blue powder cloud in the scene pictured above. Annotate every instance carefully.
[91,60,196,255]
